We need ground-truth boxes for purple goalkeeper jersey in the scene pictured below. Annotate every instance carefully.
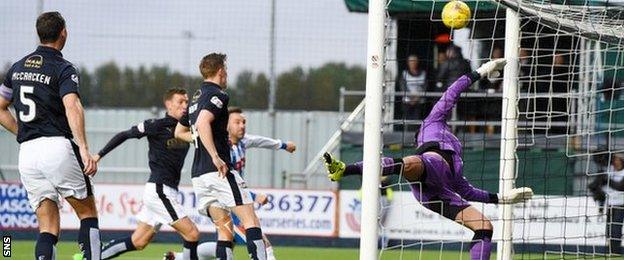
[416,74,474,176]
[410,73,494,207]
[349,73,494,209]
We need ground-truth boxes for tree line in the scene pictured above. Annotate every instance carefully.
[2,62,366,111]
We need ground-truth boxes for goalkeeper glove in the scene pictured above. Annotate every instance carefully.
[498,187,533,204]
[476,58,507,79]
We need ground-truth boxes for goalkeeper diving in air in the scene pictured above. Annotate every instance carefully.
[324,58,533,260]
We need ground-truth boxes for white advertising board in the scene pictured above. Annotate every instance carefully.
[339,190,607,246]
[1,182,337,237]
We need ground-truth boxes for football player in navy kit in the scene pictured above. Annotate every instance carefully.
[88,88,200,260]
[166,107,296,260]
[0,12,100,260]
[175,53,267,260]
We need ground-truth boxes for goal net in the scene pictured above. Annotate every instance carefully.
[358,0,624,259]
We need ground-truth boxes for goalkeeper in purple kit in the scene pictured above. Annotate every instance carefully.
[324,58,533,260]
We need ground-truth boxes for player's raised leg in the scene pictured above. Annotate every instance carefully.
[167,242,219,260]
[101,182,200,259]
[324,152,425,183]
[454,206,494,260]
[100,222,156,259]
[169,227,276,260]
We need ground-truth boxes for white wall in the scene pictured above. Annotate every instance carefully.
[0,109,341,189]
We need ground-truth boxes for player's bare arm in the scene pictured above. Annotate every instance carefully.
[0,96,17,135]
[63,93,97,175]
[197,109,227,177]
[174,122,193,143]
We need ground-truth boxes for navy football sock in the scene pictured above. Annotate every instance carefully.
[216,240,233,260]
[101,236,135,259]
[35,232,57,260]
[246,227,266,260]
[182,240,198,260]
[78,217,101,260]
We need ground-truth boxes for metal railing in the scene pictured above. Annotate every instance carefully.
[292,86,611,188]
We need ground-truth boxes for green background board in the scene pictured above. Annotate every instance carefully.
[344,0,498,13]
[339,144,575,196]
[343,0,614,14]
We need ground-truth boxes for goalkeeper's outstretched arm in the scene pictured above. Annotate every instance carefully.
[426,59,506,123]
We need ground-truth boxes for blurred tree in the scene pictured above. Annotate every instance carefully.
[276,66,307,110]
[78,66,95,106]
[274,63,365,111]
[95,62,122,107]
[231,70,269,109]
[306,63,366,111]
[1,61,365,110]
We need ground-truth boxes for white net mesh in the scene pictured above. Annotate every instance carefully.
[373,0,624,258]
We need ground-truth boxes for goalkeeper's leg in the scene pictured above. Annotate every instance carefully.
[454,206,494,260]
[324,152,424,182]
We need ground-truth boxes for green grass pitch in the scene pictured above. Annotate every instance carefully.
[9,240,589,259]
[10,240,470,259]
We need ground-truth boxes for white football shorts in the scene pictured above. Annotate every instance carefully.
[191,170,253,216]
[136,182,187,227]
[18,136,93,210]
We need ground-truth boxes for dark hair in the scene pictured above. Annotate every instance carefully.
[199,53,227,79]
[163,88,187,102]
[228,106,243,115]
[36,12,66,44]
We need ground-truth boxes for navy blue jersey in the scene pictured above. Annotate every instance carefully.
[1,46,80,143]
[97,114,189,189]
[181,82,231,177]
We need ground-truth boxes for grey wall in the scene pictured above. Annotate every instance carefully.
[0,109,341,189]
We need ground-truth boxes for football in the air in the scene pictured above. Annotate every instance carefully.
[441,0,472,29]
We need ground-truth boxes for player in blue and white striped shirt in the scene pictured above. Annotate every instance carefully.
[167,107,295,260]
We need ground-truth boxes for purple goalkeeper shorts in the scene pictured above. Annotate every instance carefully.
[410,152,470,219]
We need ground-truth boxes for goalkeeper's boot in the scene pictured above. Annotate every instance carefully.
[499,187,534,204]
[323,152,345,182]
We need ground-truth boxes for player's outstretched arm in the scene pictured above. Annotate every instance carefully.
[63,93,97,175]
[94,125,146,162]
[0,96,17,135]
[243,134,296,153]
[196,110,228,177]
